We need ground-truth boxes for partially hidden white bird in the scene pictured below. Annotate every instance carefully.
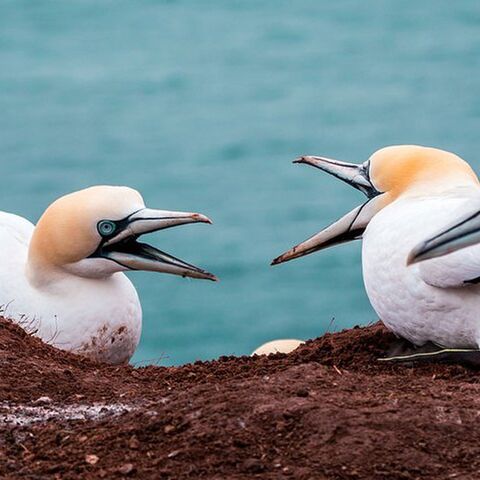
[251,339,304,356]
[272,145,480,361]
[0,186,216,364]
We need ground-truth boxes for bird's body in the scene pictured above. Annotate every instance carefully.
[0,186,215,364]
[363,186,480,348]
[0,211,141,363]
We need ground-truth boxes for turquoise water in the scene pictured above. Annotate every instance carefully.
[1,1,480,365]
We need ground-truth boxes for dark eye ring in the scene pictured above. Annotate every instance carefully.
[98,220,116,237]
[362,160,371,178]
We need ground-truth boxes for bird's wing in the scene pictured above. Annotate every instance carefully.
[0,212,34,258]
[417,243,480,287]
[416,192,480,288]
[0,212,35,316]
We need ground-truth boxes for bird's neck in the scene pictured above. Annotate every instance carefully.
[25,257,117,292]
[25,258,72,291]
[399,177,479,199]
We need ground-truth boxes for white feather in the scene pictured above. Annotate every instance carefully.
[0,211,141,364]
[363,185,480,348]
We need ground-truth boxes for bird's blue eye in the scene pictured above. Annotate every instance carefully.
[98,220,116,237]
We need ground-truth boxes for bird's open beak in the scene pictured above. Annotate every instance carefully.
[407,210,480,265]
[93,208,217,281]
[272,156,382,266]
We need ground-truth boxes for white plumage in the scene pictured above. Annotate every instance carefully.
[363,187,480,348]
[273,145,480,350]
[0,211,142,364]
[0,186,215,364]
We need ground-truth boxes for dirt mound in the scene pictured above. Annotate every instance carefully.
[0,317,480,479]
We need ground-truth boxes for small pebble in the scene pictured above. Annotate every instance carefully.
[167,450,181,458]
[242,458,265,473]
[85,454,99,465]
[296,389,309,398]
[118,463,135,475]
[128,436,140,449]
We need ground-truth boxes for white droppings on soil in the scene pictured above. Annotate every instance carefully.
[0,402,135,426]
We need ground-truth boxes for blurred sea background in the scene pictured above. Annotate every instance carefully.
[1,1,480,365]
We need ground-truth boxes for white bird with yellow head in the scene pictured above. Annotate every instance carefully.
[0,186,216,364]
[273,145,480,354]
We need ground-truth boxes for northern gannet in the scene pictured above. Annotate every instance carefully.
[272,145,480,357]
[0,186,216,364]
[251,339,304,356]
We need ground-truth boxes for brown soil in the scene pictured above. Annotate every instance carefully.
[0,317,480,479]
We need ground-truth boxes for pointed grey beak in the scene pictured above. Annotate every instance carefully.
[294,156,379,199]
[272,155,382,266]
[407,210,480,265]
[93,208,217,281]
[103,208,212,247]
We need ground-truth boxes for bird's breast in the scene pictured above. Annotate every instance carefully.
[28,273,143,365]
[361,194,480,347]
